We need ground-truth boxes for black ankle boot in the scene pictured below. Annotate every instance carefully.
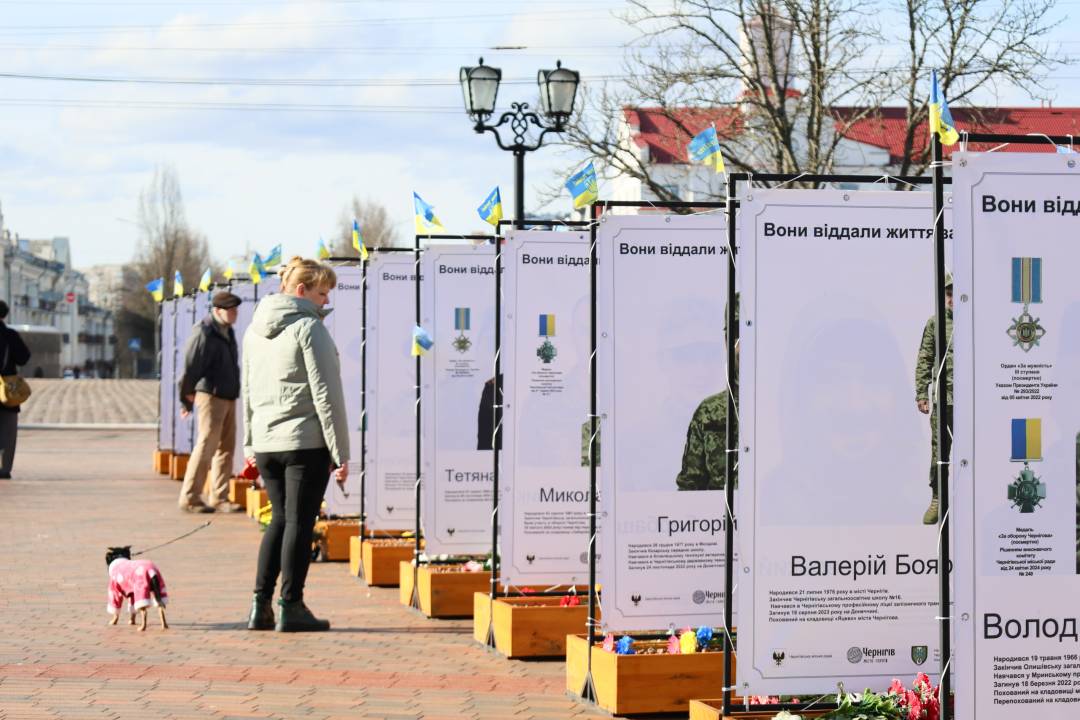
[247,594,275,631]
[275,599,330,632]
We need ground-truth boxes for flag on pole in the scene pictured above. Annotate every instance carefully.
[145,277,164,302]
[223,261,234,281]
[687,126,726,173]
[263,244,282,269]
[173,270,184,297]
[477,187,503,227]
[198,268,212,292]
[249,253,265,285]
[352,219,368,261]
[317,237,330,260]
[929,70,960,146]
[565,162,599,209]
[412,325,434,356]
[414,192,446,234]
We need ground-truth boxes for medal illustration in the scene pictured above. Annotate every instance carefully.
[1007,257,1046,352]
[1007,418,1046,513]
[536,313,557,363]
[452,307,472,353]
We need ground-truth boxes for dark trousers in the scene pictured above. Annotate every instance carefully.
[253,447,331,603]
[0,410,18,476]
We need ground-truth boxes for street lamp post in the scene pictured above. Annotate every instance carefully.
[459,58,580,228]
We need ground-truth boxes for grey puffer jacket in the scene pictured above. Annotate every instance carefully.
[242,293,350,467]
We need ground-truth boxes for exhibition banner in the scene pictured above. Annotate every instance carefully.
[173,295,197,454]
[188,290,213,457]
[420,243,496,556]
[597,214,731,632]
[158,299,176,451]
[365,253,418,531]
[499,229,593,587]
[953,152,1080,718]
[737,190,945,695]
[230,281,258,475]
[323,263,364,516]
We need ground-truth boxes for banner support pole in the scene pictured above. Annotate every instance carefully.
[358,256,368,580]
[486,226,504,648]
[411,234,423,609]
[721,178,739,717]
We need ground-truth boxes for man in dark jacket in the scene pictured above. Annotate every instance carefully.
[0,301,30,479]
[177,291,243,512]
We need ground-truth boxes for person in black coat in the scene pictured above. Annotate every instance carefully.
[0,300,31,479]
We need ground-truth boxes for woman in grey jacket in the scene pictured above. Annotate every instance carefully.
[243,256,349,632]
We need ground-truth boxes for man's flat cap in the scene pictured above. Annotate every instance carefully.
[212,291,242,309]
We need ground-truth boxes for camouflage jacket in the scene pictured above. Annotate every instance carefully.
[915,310,953,405]
[676,391,738,491]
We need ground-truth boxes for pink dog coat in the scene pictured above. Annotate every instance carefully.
[107,558,168,615]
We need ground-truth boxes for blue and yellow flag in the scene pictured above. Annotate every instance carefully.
[477,187,503,227]
[412,325,434,356]
[223,261,234,281]
[198,268,212,292]
[145,277,164,302]
[173,270,184,297]
[352,219,368,261]
[929,70,960,146]
[1011,418,1042,462]
[414,192,446,234]
[263,244,282,269]
[249,253,265,285]
[454,307,471,331]
[317,237,330,260]
[687,126,725,173]
[538,314,556,337]
[565,162,599,209]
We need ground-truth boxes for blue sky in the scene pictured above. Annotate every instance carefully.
[0,0,1072,270]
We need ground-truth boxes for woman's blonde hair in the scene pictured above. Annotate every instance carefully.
[278,256,337,293]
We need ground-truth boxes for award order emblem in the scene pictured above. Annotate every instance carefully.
[1007,257,1046,352]
[452,307,472,354]
[536,313,557,363]
[1007,418,1046,513]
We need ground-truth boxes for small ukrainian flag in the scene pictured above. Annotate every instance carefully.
[198,268,212,292]
[223,261,234,281]
[317,237,330,260]
[477,187,503,227]
[352,219,368,261]
[145,277,164,302]
[412,325,434,356]
[263,244,282,269]
[414,192,446,234]
[173,270,184,297]
[687,126,725,174]
[929,70,960,146]
[565,162,599,209]
[249,253,265,285]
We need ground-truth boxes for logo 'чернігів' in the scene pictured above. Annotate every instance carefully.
[911,645,928,666]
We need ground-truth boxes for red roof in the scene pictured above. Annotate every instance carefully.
[627,106,1080,165]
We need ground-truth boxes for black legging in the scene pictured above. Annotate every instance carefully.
[253,447,331,603]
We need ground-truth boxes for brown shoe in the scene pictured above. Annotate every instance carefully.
[181,503,215,514]
[213,501,244,514]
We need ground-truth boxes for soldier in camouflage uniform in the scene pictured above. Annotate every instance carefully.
[676,390,737,490]
[915,276,953,525]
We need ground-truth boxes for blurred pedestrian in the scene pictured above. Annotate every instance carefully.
[0,300,30,479]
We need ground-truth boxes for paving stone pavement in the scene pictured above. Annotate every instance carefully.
[21,381,157,425]
[0,429,610,720]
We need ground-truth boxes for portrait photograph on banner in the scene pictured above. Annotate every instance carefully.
[953,151,1080,719]
[597,213,733,633]
[499,229,594,588]
[365,252,419,531]
[420,243,496,556]
[737,190,947,695]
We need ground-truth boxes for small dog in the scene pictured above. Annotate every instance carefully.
[105,546,169,631]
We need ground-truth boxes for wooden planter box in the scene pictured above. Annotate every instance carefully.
[472,593,592,658]
[689,699,828,720]
[168,454,189,481]
[245,487,268,519]
[354,538,419,586]
[397,562,491,618]
[153,450,172,474]
[228,478,252,508]
[565,633,728,716]
[313,519,359,561]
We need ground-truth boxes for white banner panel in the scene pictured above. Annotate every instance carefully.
[365,252,418,531]
[738,190,946,695]
[420,243,495,556]
[231,281,258,474]
[173,295,197,454]
[597,214,731,632]
[188,291,213,458]
[323,264,364,516]
[500,229,593,587]
[158,300,176,450]
[953,151,1080,718]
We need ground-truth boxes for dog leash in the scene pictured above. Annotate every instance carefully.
[133,521,212,556]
